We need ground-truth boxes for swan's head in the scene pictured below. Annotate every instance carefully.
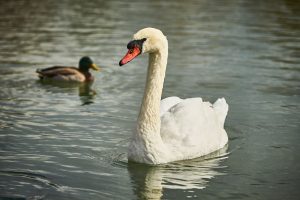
[119,27,167,66]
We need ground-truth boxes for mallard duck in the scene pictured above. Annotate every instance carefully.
[36,56,100,82]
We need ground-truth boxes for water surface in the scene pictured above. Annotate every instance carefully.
[0,0,299,199]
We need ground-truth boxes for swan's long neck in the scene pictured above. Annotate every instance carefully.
[137,46,168,135]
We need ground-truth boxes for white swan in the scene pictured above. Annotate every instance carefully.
[119,28,228,165]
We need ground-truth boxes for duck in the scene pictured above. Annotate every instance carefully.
[36,56,100,82]
[119,28,229,165]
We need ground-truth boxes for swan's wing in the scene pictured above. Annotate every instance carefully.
[160,96,182,116]
[212,98,228,127]
[160,97,228,155]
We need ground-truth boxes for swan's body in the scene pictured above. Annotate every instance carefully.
[119,28,228,165]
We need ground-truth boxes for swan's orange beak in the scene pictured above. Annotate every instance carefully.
[119,46,141,66]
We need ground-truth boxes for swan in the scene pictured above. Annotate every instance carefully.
[119,28,228,165]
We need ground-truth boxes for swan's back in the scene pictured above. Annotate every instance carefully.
[160,96,182,116]
[160,97,228,161]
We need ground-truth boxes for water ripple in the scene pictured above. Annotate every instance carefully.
[0,0,299,199]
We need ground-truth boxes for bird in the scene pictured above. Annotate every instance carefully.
[36,56,100,82]
[119,28,229,165]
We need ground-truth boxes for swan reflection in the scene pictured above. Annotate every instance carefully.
[127,146,228,200]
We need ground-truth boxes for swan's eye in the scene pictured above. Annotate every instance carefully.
[129,49,134,54]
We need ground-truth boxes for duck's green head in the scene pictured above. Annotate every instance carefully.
[79,56,100,72]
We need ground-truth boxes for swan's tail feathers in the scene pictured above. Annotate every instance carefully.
[213,98,228,127]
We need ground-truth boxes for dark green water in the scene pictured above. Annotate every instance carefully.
[0,0,299,199]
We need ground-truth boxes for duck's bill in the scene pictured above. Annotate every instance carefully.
[90,63,101,71]
[119,47,141,66]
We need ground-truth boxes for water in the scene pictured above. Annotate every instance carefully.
[0,0,299,199]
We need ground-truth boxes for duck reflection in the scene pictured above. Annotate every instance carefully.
[78,83,97,105]
[37,80,97,106]
[127,146,228,200]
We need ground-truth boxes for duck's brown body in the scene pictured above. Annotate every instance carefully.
[36,66,94,82]
[36,57,99,83]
